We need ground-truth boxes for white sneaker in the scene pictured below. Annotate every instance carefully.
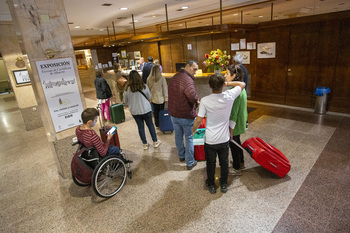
[229,167,242,176]
[143,143,149,150]
[153,140,161,148]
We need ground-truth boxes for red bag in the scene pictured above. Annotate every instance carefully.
[71,147,93,184]
[100,126,121,148]
[242,137,291,178]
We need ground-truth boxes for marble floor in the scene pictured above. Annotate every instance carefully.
[0,90,349,233]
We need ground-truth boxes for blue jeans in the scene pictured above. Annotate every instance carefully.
[171,116,195,166]
[132,111,158,144]
[107,145,120,155]
[204,141,229,186]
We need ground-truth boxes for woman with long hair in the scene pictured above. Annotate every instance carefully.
[224,64,247,176]
[147,65,168,128]
[124,70,161,149]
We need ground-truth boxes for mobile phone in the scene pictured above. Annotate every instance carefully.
[107,126,117,135]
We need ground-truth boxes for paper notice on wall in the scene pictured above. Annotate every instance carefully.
[36,57,84,132]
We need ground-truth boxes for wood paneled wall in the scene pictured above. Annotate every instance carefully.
[109,11,350,114]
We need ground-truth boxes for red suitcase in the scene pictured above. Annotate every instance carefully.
[100,126,121,148]
[241,137,290,178]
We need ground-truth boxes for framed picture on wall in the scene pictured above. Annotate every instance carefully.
[13,69,30,85]
[257,42,276,58]
[236,51,250,64]
[134,51,141,59]
[121,50,127,58]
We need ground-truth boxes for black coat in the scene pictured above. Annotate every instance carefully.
[142,62,155,84]
[94,76,112,99]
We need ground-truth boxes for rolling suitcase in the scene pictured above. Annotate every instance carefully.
[109,103,125,124]
[99,126,121,148]
[159,109,173,133]
[236,137,290,178]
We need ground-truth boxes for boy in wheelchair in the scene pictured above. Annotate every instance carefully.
[76,108,120,158]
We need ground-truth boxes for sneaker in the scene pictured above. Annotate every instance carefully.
[153,140,161,148]
[179,157,185,162]
[229,167,242,176]
[240,162,246,170]
[186,161,197,170]
[220,184,228,193]
[143,143,149,150]
[206,182,216,194]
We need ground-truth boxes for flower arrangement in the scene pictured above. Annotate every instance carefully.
[203,49,230,72]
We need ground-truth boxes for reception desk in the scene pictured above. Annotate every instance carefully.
[162,72,225,99]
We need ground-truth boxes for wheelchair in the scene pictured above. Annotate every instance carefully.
[71,141,132,198]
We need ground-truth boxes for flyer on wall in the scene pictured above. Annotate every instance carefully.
[36,57,84,132]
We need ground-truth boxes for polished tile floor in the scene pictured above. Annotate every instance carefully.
[0,91,349,233]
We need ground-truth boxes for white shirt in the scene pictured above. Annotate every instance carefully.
[197,86,242,145]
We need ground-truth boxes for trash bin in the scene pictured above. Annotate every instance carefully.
[314,87,331,114]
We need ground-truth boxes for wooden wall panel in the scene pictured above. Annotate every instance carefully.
[314,20,341,109]
[196,34,212,71]
[230,30,257,99]
[286,23,320,108]
[255,26,290,104]
[159,40,172,73]
[183,37,197,62]
[331,18,350,113]
[212,33,230,53]
[96,48,115,65]
[170,39,184,72]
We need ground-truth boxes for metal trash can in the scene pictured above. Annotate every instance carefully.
[314,87,331,114]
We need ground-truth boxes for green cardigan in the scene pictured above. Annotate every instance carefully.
[229,88,248,136]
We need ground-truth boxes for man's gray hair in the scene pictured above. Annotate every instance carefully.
[233,54,243,64]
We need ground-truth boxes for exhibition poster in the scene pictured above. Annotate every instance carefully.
[36,57,84,132]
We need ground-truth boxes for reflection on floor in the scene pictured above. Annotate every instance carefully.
[0,91,349,232]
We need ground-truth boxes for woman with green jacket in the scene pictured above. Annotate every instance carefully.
[224,65,248,176]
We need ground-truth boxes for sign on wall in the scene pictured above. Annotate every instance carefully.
[13,69,31,85]
[36,57,84,132]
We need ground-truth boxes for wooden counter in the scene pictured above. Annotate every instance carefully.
[162,72,225,79]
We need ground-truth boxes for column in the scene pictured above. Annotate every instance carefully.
[6,0,86,178]
[0,22,43,130]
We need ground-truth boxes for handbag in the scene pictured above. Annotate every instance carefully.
[117,77,128,87]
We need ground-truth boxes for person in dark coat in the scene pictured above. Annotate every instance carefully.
[94,69,113,121]
[142,56,155,84]
[168,60,200,170]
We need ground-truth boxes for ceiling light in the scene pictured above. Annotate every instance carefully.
[74,26,80,28]
[120,7,128,10]
[233,13,238,16]
[258,15,263,18]
[100,29,104,31]
[181,6,189,9]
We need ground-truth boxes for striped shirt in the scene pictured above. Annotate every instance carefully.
[75,126,110,156]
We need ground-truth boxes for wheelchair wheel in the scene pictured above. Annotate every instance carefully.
[92,155,127,198]
[72,175,90,187]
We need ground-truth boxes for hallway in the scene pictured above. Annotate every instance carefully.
[0,91,349,233]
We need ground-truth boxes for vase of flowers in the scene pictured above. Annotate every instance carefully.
[203,49,230,74]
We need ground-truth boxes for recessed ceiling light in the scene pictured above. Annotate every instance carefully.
[102,3,112,6]
[258,15,263,18]
[74,26,80,28]
[181,6,188,9]
[233,13,238,16]
[120,7,128,10]
[100,29,104,31]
